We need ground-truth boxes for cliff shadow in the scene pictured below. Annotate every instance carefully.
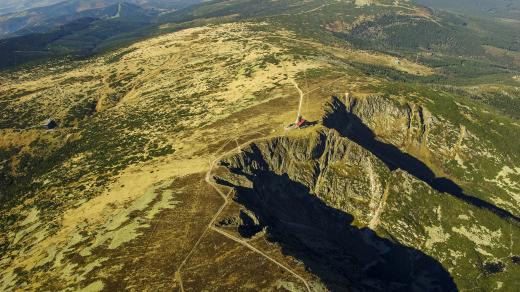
[220,170,458,291]
[322,96,520,224]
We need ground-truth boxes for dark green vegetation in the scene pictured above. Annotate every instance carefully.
[0,0,210,70]
[219,95,520,290]
[2,0,520,82]
[0,0,64,15]
[0,0,202,36]
[330,6,520,125]
[0,3,158,69]
[0,1,123,38]
[413,0,520,20]
[1,0,520,290]
[332,9,520,78]
[160,0,520,87]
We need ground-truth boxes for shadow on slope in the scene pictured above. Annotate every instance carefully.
[322,96,519,223]
[217,170,457,291]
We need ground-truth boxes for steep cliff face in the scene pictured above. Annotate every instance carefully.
[217,96,520,291]
[223,129,390,226]
[339,93,520,217]
[343,94,431,150]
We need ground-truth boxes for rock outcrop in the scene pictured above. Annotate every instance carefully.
[216,96,520,291]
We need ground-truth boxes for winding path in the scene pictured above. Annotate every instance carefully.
[211,226,312,292]
[173,76,348,291]
[173,134,312,291]
[291,79,305,123]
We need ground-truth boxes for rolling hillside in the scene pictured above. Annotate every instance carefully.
[414,0,520,20]
[0,0,64,16]
[1,0,519,291]
[0,3,158,69]
[0,0,203,39]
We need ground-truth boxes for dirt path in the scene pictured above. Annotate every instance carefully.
[173,75,349,290]
[211,226,312,292]
[291,75,346,123]
[204,140,312,291]
[173,137,312,291]
[279,2,333,16]
[291,79,305,123]
[120,54,176,103]
[173,141,235,289]
[113,1,122,18]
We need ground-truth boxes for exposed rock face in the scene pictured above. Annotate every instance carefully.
[223,129,388,225]
[217,96,520,291]
[343,94,431,150]
[335,94,520,217]
[219,128,458,291]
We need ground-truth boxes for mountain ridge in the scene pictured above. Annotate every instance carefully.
[0,1,519,291]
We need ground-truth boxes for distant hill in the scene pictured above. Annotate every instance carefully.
[414,0,520,20]
[0,2,158,69]
[0,1,122,39]
[160,0,520,73]
[0,0,201,16]
[0,0,202,39]
[0,0,212,70]
[0,0,64,16]
[131,0,203,11]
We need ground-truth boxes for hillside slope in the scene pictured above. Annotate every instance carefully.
[0,3,158,69]
[1,0,519,291]
[414,0,520,20]
[0,0,203,39]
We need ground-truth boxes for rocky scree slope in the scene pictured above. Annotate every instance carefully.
[216,96,520,291]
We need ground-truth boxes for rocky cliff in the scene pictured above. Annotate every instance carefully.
[217,96,520,291]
